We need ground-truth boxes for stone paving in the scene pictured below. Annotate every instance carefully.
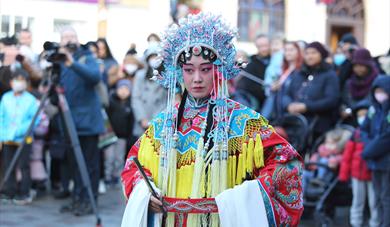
[0,187,125,227]
[0,187,349,227]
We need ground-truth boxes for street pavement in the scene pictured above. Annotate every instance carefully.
[0,187,349,227]
[0,187,126,227]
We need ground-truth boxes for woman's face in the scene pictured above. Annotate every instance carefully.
[182,55,214,99]
[304,47,322,66]
[284,43,299,63]
[353,64,369,77]
[97,41,107,58]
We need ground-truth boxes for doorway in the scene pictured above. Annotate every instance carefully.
[330,25,353,52]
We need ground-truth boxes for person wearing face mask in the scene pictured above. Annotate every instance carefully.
[121,53,144,81]
[337,33,359,88]
[124,63,138,76]
[0,69,39,205]
[339,101,380,227]
[131,44,169,139]
[0,36,41,99]
[361,75,390,227]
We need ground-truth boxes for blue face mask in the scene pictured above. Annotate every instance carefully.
[333,53,346,66]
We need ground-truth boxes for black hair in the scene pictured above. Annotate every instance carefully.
[126,48,137,56]
[85,41,98,50]
[11,69,29,80]
[96,38,114,59]
[21,28,31,33]
[1,36,18,46]
[147,33,161,42]
[177,46,217,66]
[255,34,269,41]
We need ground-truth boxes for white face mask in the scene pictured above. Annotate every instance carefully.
[357,116,366,125]
[148,58,161,69]
[10,62,22,71]
[124,64,138,75]
[375,92,389,103]
[12,80,27,93]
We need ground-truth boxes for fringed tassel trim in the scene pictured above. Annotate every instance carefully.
[254,134,264,168]
[234,134,264,185]
[137,135,160,184]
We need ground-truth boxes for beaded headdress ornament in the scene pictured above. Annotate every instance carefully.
[154,12,240,87]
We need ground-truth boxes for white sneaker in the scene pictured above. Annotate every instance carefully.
[13,195,33,205]
[98,180,106,194]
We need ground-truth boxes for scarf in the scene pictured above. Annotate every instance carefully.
[348,65,378,99]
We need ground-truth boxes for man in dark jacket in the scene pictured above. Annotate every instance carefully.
[337,33,359,89]
[57,27,104,216]
[361,75,390,227]
[235,34,270,111]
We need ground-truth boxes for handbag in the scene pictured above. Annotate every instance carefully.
[98,108,118,149]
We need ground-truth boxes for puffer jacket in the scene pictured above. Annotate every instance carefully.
[361,75,390,170]
[339,129,371,181]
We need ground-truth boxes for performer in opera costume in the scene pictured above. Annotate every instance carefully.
[121,13,303,227]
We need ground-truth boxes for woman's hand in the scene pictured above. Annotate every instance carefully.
[149,195,164,213]
[141,119,149,129]
[270,82,281,92]
[287,102,307,114]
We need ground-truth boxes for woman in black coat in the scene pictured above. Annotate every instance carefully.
[283,41,340,139]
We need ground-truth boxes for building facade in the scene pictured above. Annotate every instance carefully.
[0,0,389,59]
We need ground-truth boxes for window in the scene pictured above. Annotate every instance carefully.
[1,15,10,37]
[238,0,285,42]
[14,16,23,34]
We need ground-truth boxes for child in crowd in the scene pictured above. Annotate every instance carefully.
[311,128,351,170]
[361,75,390,227]
[339,101,379,227]
[105,79,134,186]
[0,69,39,205]
[303,128,351,188]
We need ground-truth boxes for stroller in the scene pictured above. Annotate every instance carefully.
[303,124,355,227]
[272,114,310,157]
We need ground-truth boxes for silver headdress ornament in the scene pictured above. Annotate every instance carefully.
[155,12,240,88]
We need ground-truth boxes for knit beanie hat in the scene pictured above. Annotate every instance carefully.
[116,79,132,91]
[306,41,329,59]
[11,69,29,79]
[339,33,358,46]
[352,48,374,67]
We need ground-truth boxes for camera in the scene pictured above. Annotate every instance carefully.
[43,41,78,63]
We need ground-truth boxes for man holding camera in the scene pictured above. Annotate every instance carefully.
[55,27,104,216]
[337,33,359,88]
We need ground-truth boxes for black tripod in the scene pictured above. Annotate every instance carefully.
[0,63,102,226]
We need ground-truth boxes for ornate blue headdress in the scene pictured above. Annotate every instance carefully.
[155,12,240,88]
